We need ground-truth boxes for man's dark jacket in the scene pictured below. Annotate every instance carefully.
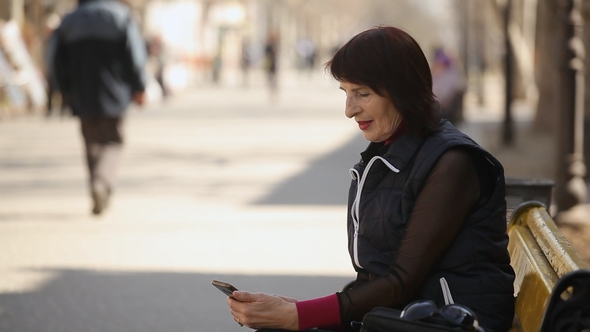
[347,120,515,331]
[51,0,147,118]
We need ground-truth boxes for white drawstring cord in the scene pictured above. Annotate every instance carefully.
[440,277,455,305]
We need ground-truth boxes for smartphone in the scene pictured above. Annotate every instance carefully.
[211,280,239,297]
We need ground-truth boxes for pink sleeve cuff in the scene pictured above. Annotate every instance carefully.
[295,293,341,330]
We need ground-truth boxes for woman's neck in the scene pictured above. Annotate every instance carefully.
[384,120,407,145]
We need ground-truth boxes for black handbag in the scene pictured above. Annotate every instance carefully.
[539,269,590,332]
[359,307,472,332]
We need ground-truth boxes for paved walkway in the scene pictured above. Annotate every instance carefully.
[0,72,588,331]
[0,75,361,331]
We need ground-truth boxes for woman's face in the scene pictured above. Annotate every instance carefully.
[339,82,403,142]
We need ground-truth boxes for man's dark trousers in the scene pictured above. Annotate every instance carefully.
[80,116,124,214]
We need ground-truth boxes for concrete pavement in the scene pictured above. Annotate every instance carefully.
[0,74,362,332]
[0,71,588,331]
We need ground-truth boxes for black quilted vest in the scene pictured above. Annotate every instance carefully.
[347,120,515,331]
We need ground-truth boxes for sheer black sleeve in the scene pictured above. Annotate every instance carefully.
[337,148,482,323]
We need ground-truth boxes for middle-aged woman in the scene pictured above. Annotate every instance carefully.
[225,25,515,332]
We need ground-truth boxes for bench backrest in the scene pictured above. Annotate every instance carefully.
[505,178,554,221]
[507,201,589,332]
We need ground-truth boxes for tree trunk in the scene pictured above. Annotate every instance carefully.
[583,0,590,175]
[533,0,560,134]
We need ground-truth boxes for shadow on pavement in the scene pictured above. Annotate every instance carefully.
[253,133,367,205]
[0,269,351,332]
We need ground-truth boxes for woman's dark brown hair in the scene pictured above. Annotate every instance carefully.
[326,26,440,137]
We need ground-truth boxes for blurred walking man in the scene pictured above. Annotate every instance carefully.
[50,0,147,215]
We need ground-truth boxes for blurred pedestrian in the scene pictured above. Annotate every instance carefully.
[431,47,466,125]
[43,11,69,117]
[264,32,279,95]
[212,51,222,84]
[147,35,169,99]
[50,0,147,215]
[296,38,316,71]
[240,37,253,87]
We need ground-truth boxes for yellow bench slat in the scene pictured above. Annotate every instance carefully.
[508,202,589,332]
[523,207,588,275]
[508,225,556,332]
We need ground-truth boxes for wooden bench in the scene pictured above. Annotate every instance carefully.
[507,201,590,332]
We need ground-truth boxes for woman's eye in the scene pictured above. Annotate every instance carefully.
[359,93,369,97]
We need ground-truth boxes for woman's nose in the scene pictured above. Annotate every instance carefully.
[345,98,358,118]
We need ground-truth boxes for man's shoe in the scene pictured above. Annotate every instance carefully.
[91,189,109,215]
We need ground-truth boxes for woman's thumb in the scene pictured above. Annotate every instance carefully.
[231,291,254,302]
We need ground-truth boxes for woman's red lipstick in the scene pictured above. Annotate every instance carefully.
[357,121,372,130]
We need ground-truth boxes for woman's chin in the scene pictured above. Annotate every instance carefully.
[363,135,384,143]
[361,133,373,141]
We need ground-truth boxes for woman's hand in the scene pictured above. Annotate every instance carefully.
[228,291,299,330]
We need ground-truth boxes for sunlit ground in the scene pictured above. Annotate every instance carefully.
[0,70,360,295]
